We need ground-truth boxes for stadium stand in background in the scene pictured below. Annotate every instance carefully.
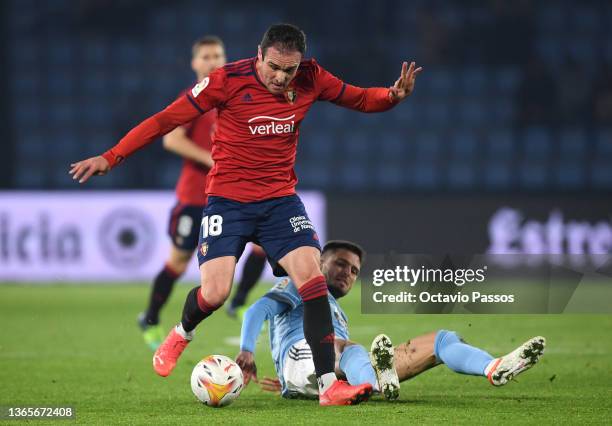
[4,0,612,191]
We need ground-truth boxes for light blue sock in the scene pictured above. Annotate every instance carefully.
[434,330,494,376]
[339,344,378,390]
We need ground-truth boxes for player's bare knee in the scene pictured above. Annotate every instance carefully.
[167,248,192,275]
[167,258,189,276]
[300,268,324,286]
[200,282,231,307]
[202,285,230,306]
[279,246,322,286]
[198,256,236,306]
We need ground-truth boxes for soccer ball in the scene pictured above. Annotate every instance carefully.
[191,355,244,407]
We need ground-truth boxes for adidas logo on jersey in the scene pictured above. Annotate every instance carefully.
[247,114,296,136]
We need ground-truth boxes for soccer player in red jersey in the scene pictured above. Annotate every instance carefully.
[70,24,422,406]
[138,36,268,350]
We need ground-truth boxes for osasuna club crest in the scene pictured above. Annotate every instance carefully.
[285,88,297,104]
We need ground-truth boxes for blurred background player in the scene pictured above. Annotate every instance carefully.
[137,35,267,350]
[238,240,546,400]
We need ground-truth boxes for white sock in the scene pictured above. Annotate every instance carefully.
[175,323,194,340]
[318,373,337,394]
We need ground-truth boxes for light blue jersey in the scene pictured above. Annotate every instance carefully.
[239,277,350,397]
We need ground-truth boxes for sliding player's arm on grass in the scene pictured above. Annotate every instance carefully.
[69,72,227,183]
[236,295,290,386]
[163,126,214,169]
[316,60,422,112]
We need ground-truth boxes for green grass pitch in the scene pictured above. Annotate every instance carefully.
[1,283,610,425]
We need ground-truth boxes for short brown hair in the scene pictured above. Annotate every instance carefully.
[260,23,306,57]
[192,35,225,57]
[322,240,365,263]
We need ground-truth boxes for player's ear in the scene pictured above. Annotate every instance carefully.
[257,45,263,61]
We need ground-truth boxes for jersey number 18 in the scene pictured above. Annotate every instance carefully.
[201,215,223,238]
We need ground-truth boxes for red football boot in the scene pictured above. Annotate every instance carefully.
[319,380,373,406]
[153,327,191,377]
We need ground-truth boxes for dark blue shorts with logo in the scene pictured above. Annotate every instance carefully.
[168,203,205,251]
[197,195,321,276]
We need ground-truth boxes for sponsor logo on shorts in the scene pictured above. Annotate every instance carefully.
[289,215,314,233]
[200,242,208,257]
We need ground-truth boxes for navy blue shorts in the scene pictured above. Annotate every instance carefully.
[168,203,205,251]
[197,195,321,276]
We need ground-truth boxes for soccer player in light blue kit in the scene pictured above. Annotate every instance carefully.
[237,240,547,400]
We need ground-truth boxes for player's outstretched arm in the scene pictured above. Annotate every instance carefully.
[237,296,288,385]
[67,94,204,184]
[324,61,422,113]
